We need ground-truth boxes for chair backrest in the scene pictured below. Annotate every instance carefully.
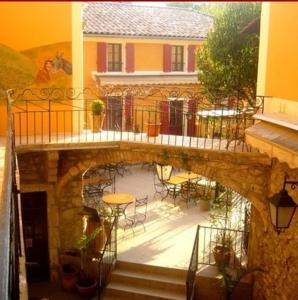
[134,196,149,220]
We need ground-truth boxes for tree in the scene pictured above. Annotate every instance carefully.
[197,3,261,103]
[166,2,227,17]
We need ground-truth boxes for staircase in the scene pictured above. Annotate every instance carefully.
[103,261,187,300]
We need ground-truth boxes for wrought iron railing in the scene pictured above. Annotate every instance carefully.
[0,93,22,299]
[197,226,248,268]
[98,217,117,300]
[186,225,200,300]
[10,88,263,152]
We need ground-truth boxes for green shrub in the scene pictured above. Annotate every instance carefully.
[91,99,105,115]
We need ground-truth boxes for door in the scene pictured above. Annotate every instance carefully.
[187,99,197,137]
[106,97,123,130]
[21,192,50,283]
[169,100,183,135]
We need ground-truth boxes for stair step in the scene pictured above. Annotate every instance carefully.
[105,282,185,300]
[111,269,185,293]
[116,261,187,279]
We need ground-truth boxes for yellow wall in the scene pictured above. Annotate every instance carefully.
[261,3,298,101]
[0,2,76,136]
[0,2,72,51]
[84,42,98,89]
[135,44,163,71]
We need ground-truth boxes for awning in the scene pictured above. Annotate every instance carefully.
[245,121,298,168]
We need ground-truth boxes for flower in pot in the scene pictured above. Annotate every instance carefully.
[213,231,234,267]
[90,99,105,132]
[75,216,102,298]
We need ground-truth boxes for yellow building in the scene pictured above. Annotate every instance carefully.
[83,2,213,136]
[246,2,298,168]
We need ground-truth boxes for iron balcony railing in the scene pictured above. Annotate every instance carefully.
[9,88,264,152]
[98,217,117,300]
[186,224,200,300]
[0,94,22,300]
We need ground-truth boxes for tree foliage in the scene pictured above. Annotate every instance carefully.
[197,3,261,103]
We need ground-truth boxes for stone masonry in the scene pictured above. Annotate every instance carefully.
[16,141,298,299]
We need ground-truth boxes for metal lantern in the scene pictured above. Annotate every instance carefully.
[268,176,298,234]
[155,163,173,183]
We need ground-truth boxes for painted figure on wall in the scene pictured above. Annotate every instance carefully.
[52,52,72,75]
[36,60,53,84]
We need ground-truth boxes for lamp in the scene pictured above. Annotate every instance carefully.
[155,163,173,183]
[268,175,298,234]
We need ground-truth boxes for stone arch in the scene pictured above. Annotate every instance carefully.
[56,142,272,224]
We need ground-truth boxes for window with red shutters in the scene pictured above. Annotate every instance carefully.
[126,43,134,73]
[187,45,196,72]
[171,46,184,71]
[108,43,122,72]
[97,42,107,72]
[163,44,172,72]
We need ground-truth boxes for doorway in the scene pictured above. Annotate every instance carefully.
[106,97,123,130]
[21,192,50,283]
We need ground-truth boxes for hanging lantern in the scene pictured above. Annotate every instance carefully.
[155,163,173,183]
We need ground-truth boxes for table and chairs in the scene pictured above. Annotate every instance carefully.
[101,193,149,234]
[154,163,217,206]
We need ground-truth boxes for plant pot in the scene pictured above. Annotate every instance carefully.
[61,263,79,292]
[213,245,231,266]
[76,278,97,299]
[198,200,211,211]
[147,123,161,137]
[91,113,105,132]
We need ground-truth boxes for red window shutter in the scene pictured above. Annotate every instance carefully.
[125,95,134,131]
[97,42,107,72]
[187,45,196,72]
[160,101,169,134]
[163,44,171,72]
[126,43,135,73]
[187,99,197,137]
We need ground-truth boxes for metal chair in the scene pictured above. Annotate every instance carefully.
[124,196,149,232]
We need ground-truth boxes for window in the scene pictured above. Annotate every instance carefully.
[171,46,184,71]
[108,44,122,72]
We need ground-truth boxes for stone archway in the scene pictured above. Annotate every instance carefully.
[56,141,272,225]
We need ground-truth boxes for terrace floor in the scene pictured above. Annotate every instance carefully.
[116,164,210,269]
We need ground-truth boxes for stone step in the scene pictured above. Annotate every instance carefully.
[104,282,185,300]
[103,261,187,300]
[116,260,187,279]
[111,269,186,294]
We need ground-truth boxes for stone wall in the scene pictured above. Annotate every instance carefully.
[17,141,298,299]
[249,159,298,300]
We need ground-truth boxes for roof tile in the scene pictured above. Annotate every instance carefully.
[83,2,213,39]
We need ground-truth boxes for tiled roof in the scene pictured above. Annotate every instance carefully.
[83,2,213,39]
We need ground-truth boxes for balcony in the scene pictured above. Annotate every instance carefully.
[9,88,262,153]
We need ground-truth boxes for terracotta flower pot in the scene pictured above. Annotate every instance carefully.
[76,278,97,299]
[147,123,161,137]
[91,113,105,132]
[213,245,231,266]
[61,264,79,292]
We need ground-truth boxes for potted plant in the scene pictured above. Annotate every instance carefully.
[60,248,80,292]
[75,216,102,298]
[90,99,105,132]
[198,193,212,211]
[213,231,234,267]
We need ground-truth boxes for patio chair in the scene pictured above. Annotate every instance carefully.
[124,196,149,232]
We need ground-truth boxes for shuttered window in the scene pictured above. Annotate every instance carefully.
[171,46,184,71]
[108,43,122,72]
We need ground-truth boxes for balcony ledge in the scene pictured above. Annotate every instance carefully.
[253,113,298,131]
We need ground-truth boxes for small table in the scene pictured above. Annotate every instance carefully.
[102,193,135,255]
[164,172,200,205]
[102,193,135,219]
